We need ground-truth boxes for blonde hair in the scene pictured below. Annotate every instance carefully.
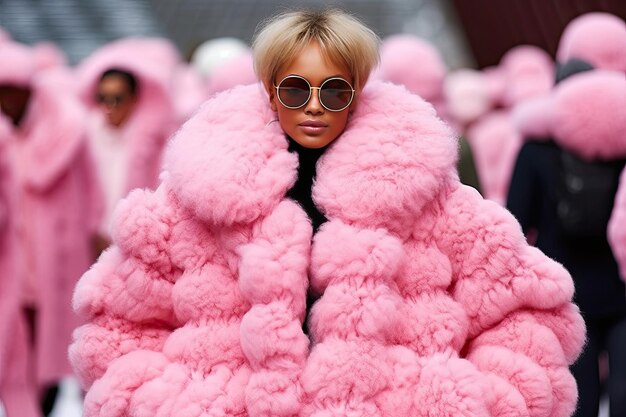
[252,8,380,93]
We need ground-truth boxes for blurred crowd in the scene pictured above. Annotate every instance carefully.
[0,10,625,417]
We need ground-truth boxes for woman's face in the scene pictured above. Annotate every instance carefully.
[96,74,137,128]
[269,42,356,149]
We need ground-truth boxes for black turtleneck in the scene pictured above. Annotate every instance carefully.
[286,136,329,335]
[286,137,328,231]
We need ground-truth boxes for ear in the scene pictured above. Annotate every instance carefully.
[348,91,359,114]
[265,83,278,112]
[270,92,278,112]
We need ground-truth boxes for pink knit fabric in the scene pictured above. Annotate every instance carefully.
[71,81,584,417]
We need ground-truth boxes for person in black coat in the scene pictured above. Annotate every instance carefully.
[507,60,626,417]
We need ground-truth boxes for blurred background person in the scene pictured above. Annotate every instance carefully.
[189,37,257,100]
[77,37,179,249]
[466,45,553,205]
[0,40,103,416]
[0,54,39,417]
[507,12,626,417]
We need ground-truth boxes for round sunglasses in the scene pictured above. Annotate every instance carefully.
[95,92,131,107]
[274,75,355,112]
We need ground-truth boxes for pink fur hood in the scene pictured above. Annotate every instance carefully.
[0,42,87,190]
[78,38,179,192]
[71,81,584,417]
[514,70,626,161]
[557,12,626,73]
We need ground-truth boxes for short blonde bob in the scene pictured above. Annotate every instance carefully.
[252,9,380,93]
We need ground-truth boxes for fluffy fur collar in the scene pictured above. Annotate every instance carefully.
[163,81,458,232]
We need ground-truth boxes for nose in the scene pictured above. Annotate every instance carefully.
[304,87,324,115]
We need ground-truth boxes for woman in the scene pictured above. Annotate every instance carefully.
[78,38,179,243]
[70,9,584,417]
[0,40,102,417]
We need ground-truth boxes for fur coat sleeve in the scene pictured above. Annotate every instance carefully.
[69,185,181,392]
[435,184,585,417]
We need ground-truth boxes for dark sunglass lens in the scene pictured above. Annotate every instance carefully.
[96,93,127,106]
[278,77,310,108]
[320,79,353,110]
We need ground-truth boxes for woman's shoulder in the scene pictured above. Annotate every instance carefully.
[314,81,459,232]
[162,84,298,227]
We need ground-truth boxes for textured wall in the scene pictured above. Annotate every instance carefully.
[0,0,472,68]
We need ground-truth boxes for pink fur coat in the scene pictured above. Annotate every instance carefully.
[70,81,584,417]
[0,41,102,417]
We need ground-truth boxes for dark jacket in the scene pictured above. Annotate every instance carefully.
[507,140,626,318]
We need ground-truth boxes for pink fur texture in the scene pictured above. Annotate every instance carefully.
[444,69,492,127]
[483,66,507,108]
[550,70,626,160]
[172,64,207,124]
[609,169,626,281]
[511,95,554,139]
[71,81,584,417]
[71,84,310,417]
[557,12,626,72]
[499,45,554,108]
[206,51,257,96]
[0,114,41,417]
[32,41,67,70]
[467,111,522,204]
[373,35,446,103]
[0,41,37,86]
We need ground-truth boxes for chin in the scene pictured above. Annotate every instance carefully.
[291,134,335,149]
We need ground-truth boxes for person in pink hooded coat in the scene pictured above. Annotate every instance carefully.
[556,12,626,74]
[0,41,103,416]
[70,9,584,417]
[78,38,179,243]
[467,46,554,205]
[0,82,41,417]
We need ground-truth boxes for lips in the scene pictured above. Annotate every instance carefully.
[299,120,328,128]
